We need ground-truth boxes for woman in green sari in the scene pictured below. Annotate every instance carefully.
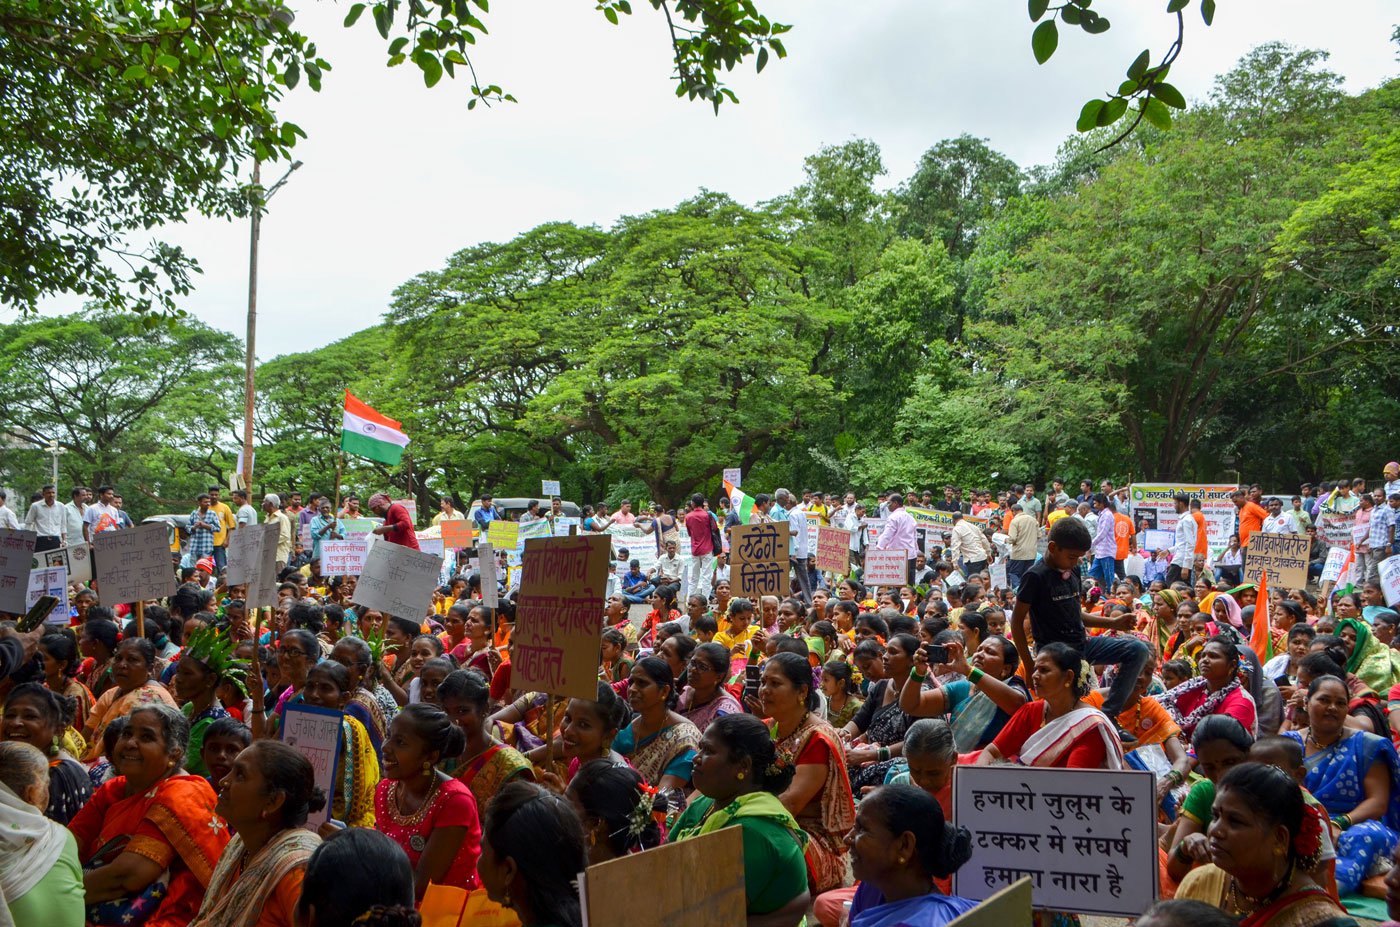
[1337,617,1400,694]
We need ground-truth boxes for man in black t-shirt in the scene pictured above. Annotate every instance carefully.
[1010,517,1149,743]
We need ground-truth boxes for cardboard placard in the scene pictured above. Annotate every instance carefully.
[990,559,1009,591]
[34,543,92,585]
[478,542,498,609]
[722,467,742,488]
[815,525,852,573]
[352,541,443,620]
[339,518,379,541]
[1379,555,1400,608]
[1243,532,1310,589]
[393,498,418,526]
[321,540,368,577]
[541,479,561,497]
[728,521,791,600]
[864,548,909,587]
[0,529,38,614]
[298,523,312,549]
[226,522,281,608]
[1321,546,1348,583]
[416,535,444,558]
[952,765,1157,917]
[440,519,474,549]
[1319,510,1356,548]
[280,703,343,824]
[582,826,743,927]
[1141,529,1174,551]
[947,877,1033,927]
[92,523,176,606]
[512,535,610,700]
[27,566,68,624]
[487,520,519,551]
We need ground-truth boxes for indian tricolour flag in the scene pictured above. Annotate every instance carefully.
[1328,543,1356,615]
[341,391,409,465]
[725,480,754,523]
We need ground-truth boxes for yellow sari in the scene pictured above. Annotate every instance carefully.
[82,683,178,762]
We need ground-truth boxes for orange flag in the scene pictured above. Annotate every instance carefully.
[1249,569,1272,661]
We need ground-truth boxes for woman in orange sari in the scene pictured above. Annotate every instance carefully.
[761,651,856,894]
[81,638,178,763]
[69,703,229,927]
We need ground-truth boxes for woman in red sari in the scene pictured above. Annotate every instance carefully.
[975,642,1124,769]
[69,703,229,927]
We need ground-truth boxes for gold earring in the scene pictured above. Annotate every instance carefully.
[897,857,906,865]
[423,760,433,775]
[737,772,745,780]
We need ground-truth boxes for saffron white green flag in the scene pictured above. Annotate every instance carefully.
[725,480,754,523]
[341,391,409,465]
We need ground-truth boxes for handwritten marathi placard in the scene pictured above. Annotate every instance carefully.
[352,542,442,620]
[27,566,68,624]
[0,529,37,614]
[728,522,790,600]
[584,825,744,927]
[1244,532,1310,588]
[227,522,281,607]
[280,703,343,824]
[1379,555,1400,608]
[952,765,1157,917]
[92,523,176,607]
[1319,509,1356,548]
[541,479,561,497]
[864,548,909,587]
[1321,546,1348,583]
[722,467,741,488]
[338,518,378,541]
[512,534,610,700]
[320,540,368,577]
[815,526,852,573]
[440,519,474,549]
[487,520,520,551]
[479,542,499,609]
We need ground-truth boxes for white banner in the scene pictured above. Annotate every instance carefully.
[352,542,442,620]
[0,529,38,614]
[321,539,369,577]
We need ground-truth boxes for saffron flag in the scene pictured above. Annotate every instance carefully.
[341,391,409,465]
[1249,569,1273,662]
[724,480,755,524]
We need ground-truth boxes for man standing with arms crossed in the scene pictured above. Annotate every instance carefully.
[1012,517,1147,743]
[1166,494,1197,585]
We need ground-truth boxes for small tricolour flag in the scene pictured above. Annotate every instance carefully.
[1329,543,1356,615]
[341,391,409,465]
[724,480,754,524]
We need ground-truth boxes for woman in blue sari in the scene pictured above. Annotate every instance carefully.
[846,783,979,927]
[1284,674,1400,893]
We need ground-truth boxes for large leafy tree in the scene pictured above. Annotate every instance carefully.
[1,0,788,319]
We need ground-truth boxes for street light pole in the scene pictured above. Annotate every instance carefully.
[46,438,63,487]
[241,159,302,492]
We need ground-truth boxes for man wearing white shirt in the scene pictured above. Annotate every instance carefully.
[1166,494,1196,585]
[84,485,124,537]
[1260,498,1293,535]
[232,489,259,528]
[776,488,814,604]
[25,485,66,551]
[64,487,88,544]
[0,491,19,531]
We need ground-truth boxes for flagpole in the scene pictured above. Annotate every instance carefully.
[333,452,344,520]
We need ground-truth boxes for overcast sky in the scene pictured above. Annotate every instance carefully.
[26,1,1399,357]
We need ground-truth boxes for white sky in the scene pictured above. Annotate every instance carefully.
[25,1,1399,357]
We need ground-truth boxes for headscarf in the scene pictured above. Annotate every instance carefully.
[196,556,216,574]
[368,492,391,509]
[1211,593,1243,629]
[1337,617,1400,692]
[1158,589,1183,612]
[0,781,70,918]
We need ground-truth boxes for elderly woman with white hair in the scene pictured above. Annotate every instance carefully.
[0,740,85,926]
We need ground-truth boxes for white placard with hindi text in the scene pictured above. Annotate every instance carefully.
[280,704,343,824]
[723,468,742,488]
[952,765,1157,918]
[541,480,561,497]
[1379,555,1400,607]
[352,541,442,620]
[479,542,498,609]
[227,522,280,607]
[321,540,368,577]
[863,548,909,587]
[1321,546,1348,583]
[0,529,38,614]
[27,566,68,623]
[92,523,176,606]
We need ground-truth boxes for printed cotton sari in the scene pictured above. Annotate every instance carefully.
[773,712,856,893]
[188,828,320,927]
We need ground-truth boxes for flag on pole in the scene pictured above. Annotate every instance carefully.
[1330,543,1356,615]
[341,391,409,465]
[724,480,754,524]
[1249,569,1273,662]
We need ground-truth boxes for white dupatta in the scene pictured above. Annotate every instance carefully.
[1018,705,1124,770]
[0,782,70,927]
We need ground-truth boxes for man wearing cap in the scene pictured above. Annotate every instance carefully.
[263,494,293,570]
[370,492,419,549]
[187,493,221,570]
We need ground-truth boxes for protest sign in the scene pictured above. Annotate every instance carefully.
[1128,483,1237,551]
[1243,532,1310,588]
[952,765,1156,917]
[553,516,581,537]
[27,566,68,624]
[1321,546,1348,583]
[512,535,610,700]
[321,540,368,577]
[906,507,988,532]
[1319,510,1356,548]
[352,542,443,620]
[227,522,280,607]
[582,826,743,927]
[92,523,176,606]
[298,523,312,550]
[339,518,378,541]
[0,529,37,614]
[393,498,418,526]
[440,520,474,549]
[487,520,520,551]
[815,525,852,573]
[947,877,1033,927]
[1140,529,1174,552]
[862,517,886,548]
[541,479,561,496]
[990,560,1009,591]
[34,543,92,584]
[722,467,741,488]
[864,548,909,587]
[728,522,790,600]
[416,535,445,557]
[280,703,343,824]
[479,542,498,608]
[1379,555,1400,607]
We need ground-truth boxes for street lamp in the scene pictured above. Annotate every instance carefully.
[241,158,302,491]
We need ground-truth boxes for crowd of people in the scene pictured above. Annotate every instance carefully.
[0,464,1399,927]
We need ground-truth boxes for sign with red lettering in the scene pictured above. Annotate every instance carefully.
[513,535,611,700]
[815,526,852,573]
